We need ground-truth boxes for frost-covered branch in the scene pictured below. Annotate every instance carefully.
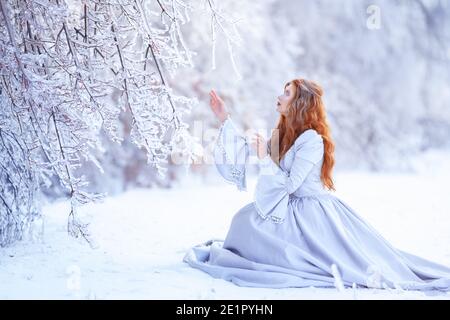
[0,0,243,246]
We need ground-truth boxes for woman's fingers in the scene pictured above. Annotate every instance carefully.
[251,134,264,140]
[250,135,264,149]
[209,92,217,107]
[210,91,219,106]
[252,133,264,141]
[210,90,226,110]
[211,90,222,103]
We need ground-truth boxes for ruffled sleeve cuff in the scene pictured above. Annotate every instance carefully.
[213,116,249,191]
[254,155,289,223]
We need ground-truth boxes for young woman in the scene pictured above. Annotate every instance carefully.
[183,78,450,292]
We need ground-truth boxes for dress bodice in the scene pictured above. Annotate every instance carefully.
[280,148,329,198]
[214,115,330,223]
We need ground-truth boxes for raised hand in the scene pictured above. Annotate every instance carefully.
[209,89,229,123]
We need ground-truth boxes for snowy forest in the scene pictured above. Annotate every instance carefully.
[0,0,450,299]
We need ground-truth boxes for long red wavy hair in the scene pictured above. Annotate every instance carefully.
[269,78,336,191]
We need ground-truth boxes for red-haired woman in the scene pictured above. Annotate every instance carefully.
[184,79,450,292]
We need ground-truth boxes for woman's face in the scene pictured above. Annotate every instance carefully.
[276,83,295,115]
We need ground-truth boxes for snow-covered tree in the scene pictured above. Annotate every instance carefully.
[2,0,449,248]
[0,0,239,246]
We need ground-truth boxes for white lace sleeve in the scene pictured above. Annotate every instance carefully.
[213,115,250,191]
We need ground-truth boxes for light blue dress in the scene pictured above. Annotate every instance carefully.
[183,116,450,291]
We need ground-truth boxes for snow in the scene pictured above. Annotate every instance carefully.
[1,150,450,300]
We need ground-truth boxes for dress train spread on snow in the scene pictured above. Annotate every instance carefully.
[183,116,450,292]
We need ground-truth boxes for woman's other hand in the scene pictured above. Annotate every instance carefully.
[250,133,268,160]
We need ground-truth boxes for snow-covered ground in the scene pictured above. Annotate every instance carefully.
[1,150,450,300]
